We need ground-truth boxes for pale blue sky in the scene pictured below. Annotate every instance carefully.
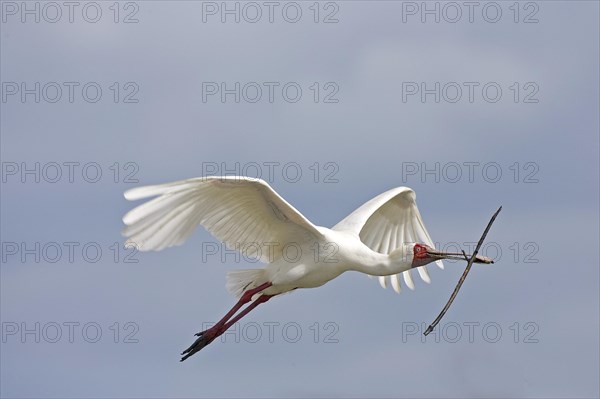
[1,1,599,398]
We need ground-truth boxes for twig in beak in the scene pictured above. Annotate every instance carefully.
[461,250,469,262]
[424,206,502,336]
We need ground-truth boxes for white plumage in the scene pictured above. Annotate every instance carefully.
[332,186,444,293]
[123,176,493,360]
[123,176,444,295]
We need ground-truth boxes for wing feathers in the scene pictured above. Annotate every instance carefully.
[378,276,387,289]
[417,266,431,284]
[333,186,441,294]
[122,176,322,261]
[391,274,402,294]
[403,270,415,290]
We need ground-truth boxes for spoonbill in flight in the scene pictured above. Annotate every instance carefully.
[122,176,492,361]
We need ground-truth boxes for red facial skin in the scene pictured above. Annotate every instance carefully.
[411,243,432,268]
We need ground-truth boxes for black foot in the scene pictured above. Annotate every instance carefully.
[180,333,214,362]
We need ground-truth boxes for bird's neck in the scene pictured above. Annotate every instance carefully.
[351,248,412,276]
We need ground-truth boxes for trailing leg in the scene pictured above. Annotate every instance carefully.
[180,282,272,361]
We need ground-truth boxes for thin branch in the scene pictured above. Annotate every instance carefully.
[424,206,502,336]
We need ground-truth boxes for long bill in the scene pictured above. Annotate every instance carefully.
[426,248,494,264]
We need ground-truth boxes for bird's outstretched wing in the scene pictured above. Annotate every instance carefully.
[333,187,443,293]
[122,176,322,262]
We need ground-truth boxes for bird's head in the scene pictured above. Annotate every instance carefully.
[411,243,494,268]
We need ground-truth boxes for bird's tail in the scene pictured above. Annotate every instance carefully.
[226,269,267,299]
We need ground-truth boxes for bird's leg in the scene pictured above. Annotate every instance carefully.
[181,294,272,361]
[193,281,272,337]
[180,282,272,361]
[219,293,273,332]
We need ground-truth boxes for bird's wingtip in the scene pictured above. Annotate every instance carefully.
[123,188,139,201]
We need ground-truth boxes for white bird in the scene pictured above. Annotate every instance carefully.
[122,176,492,361]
